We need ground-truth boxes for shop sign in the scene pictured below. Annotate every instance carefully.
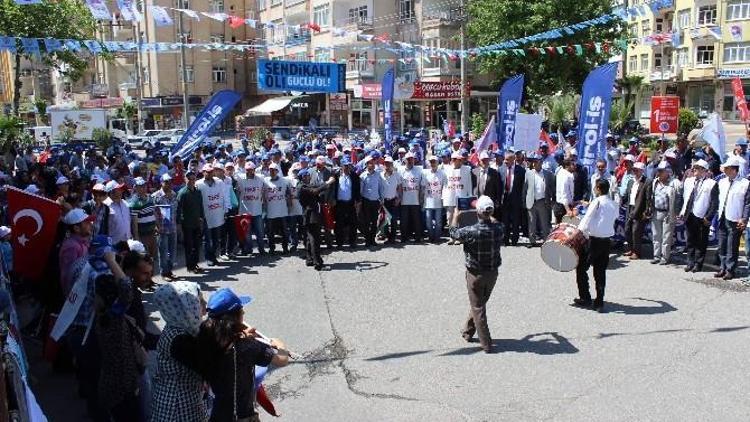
[80,97,124,109]
[357,81,470,100]
[329,94,348,111]
[141,98,161,107]
[258,59,346,93]
[718,68,750,79]
[162,97,184,106]
[353,84,382,100]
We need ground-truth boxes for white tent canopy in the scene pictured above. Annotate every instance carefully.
[244,95,304,116]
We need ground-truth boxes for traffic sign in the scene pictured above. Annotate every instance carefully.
[650,96,679,134]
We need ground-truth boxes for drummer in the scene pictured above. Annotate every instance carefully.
[572,179,619,313]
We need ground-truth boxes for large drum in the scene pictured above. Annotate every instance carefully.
[541,223,588,272]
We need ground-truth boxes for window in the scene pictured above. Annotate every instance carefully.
[629,54,638,71]
[656,18,663,33]
[212,66,227,83]
[728,0,750,20]
[270,0,281,6]
[697,5,717,25]
[210,34,224,43]
[256,0,265,10]
[210,0,224,13]
[179,65,194,83]
[641,19,651,35]
[315,50,331,63]
[677,9,691,29]
[724,42,750,62]
[654,52,662,67]
[696,45,714,65]
[176,0,190,9]
[347,52,370,72]
[348,5,369,24]
[640,54,649,70]
[179,31,192,43]
[313,4,330,28]
[677,48,689,66]
[629,23,638,37]
[400,0,415,23]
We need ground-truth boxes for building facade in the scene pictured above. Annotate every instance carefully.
[625,0,750,122]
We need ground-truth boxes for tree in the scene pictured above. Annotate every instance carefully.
[545,94,578,136]
[470,112,487,139]
[92,127,113,151]
[467,0,622,100]
[616,74,645,106]
[0,114,27,153]
[0,0,96,115]
[609,98,634,135]
[116,100,138,134]
[33,97,47,125]
[678,108,700,137]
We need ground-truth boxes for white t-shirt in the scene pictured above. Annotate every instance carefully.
[196,177,226,229]
[555,168,575,206]
[287,176,303,216]
[237,175,265,216]
[442,165,472,207]
[264,176,289,219]
[399,166,423,206]
[423,168,447,209]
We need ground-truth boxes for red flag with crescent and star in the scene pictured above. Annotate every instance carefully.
[7,187,61,280]
[234,213,252,241]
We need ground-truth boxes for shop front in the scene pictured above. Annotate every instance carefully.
[718,68,750,121]
[139,96,204,130]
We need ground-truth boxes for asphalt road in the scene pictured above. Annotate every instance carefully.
[134,241,750,422]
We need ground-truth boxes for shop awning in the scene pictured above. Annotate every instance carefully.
[244,96,302,115]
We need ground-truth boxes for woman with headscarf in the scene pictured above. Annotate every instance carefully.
[150,281,208,422]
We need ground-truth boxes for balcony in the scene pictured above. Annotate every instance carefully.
[422,11,461,29]
[650,65,676,81]
[285,32,311,47]
[683,65,716,81]
[341,17,374,32]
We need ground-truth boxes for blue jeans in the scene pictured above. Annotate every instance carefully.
[157,232,176,275]
[424,208,443,241]
[244,214,265,253]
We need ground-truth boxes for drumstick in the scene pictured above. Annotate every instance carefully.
[249,327,303,360]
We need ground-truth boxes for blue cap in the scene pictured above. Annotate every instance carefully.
[629,137,639,144]
[370,151,381,159]
[441,149,451,158]
[737,138,749,146]
[694,151,706,159]
[297,168,310,179]
[207,288,253,318]
[270,148,281,155]
[341,157,352,166]
[549,133,558,140]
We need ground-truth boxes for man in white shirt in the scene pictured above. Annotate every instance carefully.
[590,159,614,200]
[523,153,554,247]
[264,163,291,254]
[380,156,402,244]
[573,178,619,313]
[554,159,576,224]
[196,164,227,266]
[650,161,679,265]
[680,159,719,273]
[714,155,750,280]
[423,155,447,243]
[399,152,424,242]
[237,162,266,255]
[104,180,131,244]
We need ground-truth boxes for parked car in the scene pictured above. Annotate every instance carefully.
[127,129,164,149]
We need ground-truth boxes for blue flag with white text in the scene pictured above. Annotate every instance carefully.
[382,67,395,151]
[576,63,618,175]
[496,74,524,151]
[171,90,241,160]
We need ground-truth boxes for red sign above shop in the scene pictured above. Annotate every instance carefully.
[650,96,679,134]
[80,97,124,109]
[355,81,470,101]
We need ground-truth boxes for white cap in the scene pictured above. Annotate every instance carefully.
[568,149,578,156]
[427,155,438,161]
[269,163,279,170]
[62,208,93,225]
[451,151,462,159]
[315,156,326,164]
[404,152,415,159]
[56,176,69,185]
[479,151,490,160]
[694,159,709,169]
[24,184,40,194]
[398,147,407,153]
[476,195,494,213]
[664,150,677,159]
[127,239,146,255]
[624,154,636,162]
[0,226,10,238]
[334,151,343,158]
[723,155,745,168]
[92,183,106,192]
[212,162,224,170]
[384,156,394,163]
[245,162,256,170]
[134,177,146,186]
[105,180,125,192]
[161,173,172,182]
[224,161,235,169]
[657,160,670,170]
[633,162,646,170]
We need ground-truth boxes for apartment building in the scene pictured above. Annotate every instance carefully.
[0,52,56,115]
[624,0,750,122]
[256,0,490,131]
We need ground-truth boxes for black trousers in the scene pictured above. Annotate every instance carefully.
[625,206,645,256]
[335,200,357,247]
[182,225,202,269]
[502,203,521,245]
[717,216,741,274]
[383,198,400,242]
[400,204,423,242]
[266,217,289,252]
[686,214,710,269]
[361,199,380,245]
[305,223,323,266]
[576,236,611,305]
[221,208,238,255]
[204,226,221,263]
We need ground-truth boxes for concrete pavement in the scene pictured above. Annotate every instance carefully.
[153,242,750,422]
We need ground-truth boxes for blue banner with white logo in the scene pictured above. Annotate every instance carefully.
[258,59,345,93]
[576,63,618,174]
[382,67,395,151]
[171,90,241,160]
[496,74,524,151]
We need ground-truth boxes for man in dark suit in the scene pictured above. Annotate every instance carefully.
[523,153,555,247]
[623,162,652,260]
[331,158,361,248]
[472,150,501,209]
[499,150,526,246]
[298,169,334,270]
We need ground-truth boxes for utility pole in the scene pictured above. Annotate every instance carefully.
[178,11,190,128]
[459,0,468,136]
[133,20,144,134]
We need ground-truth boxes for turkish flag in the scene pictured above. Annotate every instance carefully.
[234,213,252,241]
[256,384,278,417]
[539,129,557,153]
[7,187,62,280]
[228,15,245,29]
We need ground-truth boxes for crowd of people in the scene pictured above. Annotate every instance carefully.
[2,124,750,419]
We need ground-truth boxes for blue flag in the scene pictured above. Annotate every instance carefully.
[496,74,524,151]
[576,63,618,174]
[381,67,395,151]
[171,90,242,160]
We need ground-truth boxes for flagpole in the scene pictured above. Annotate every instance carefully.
[178,11,190,128]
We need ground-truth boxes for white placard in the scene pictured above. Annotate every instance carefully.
[513,113,543,152]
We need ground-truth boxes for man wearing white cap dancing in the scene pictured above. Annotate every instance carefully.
[449,196,504,353]
[714,155,750,280]
[680,159,719,273]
